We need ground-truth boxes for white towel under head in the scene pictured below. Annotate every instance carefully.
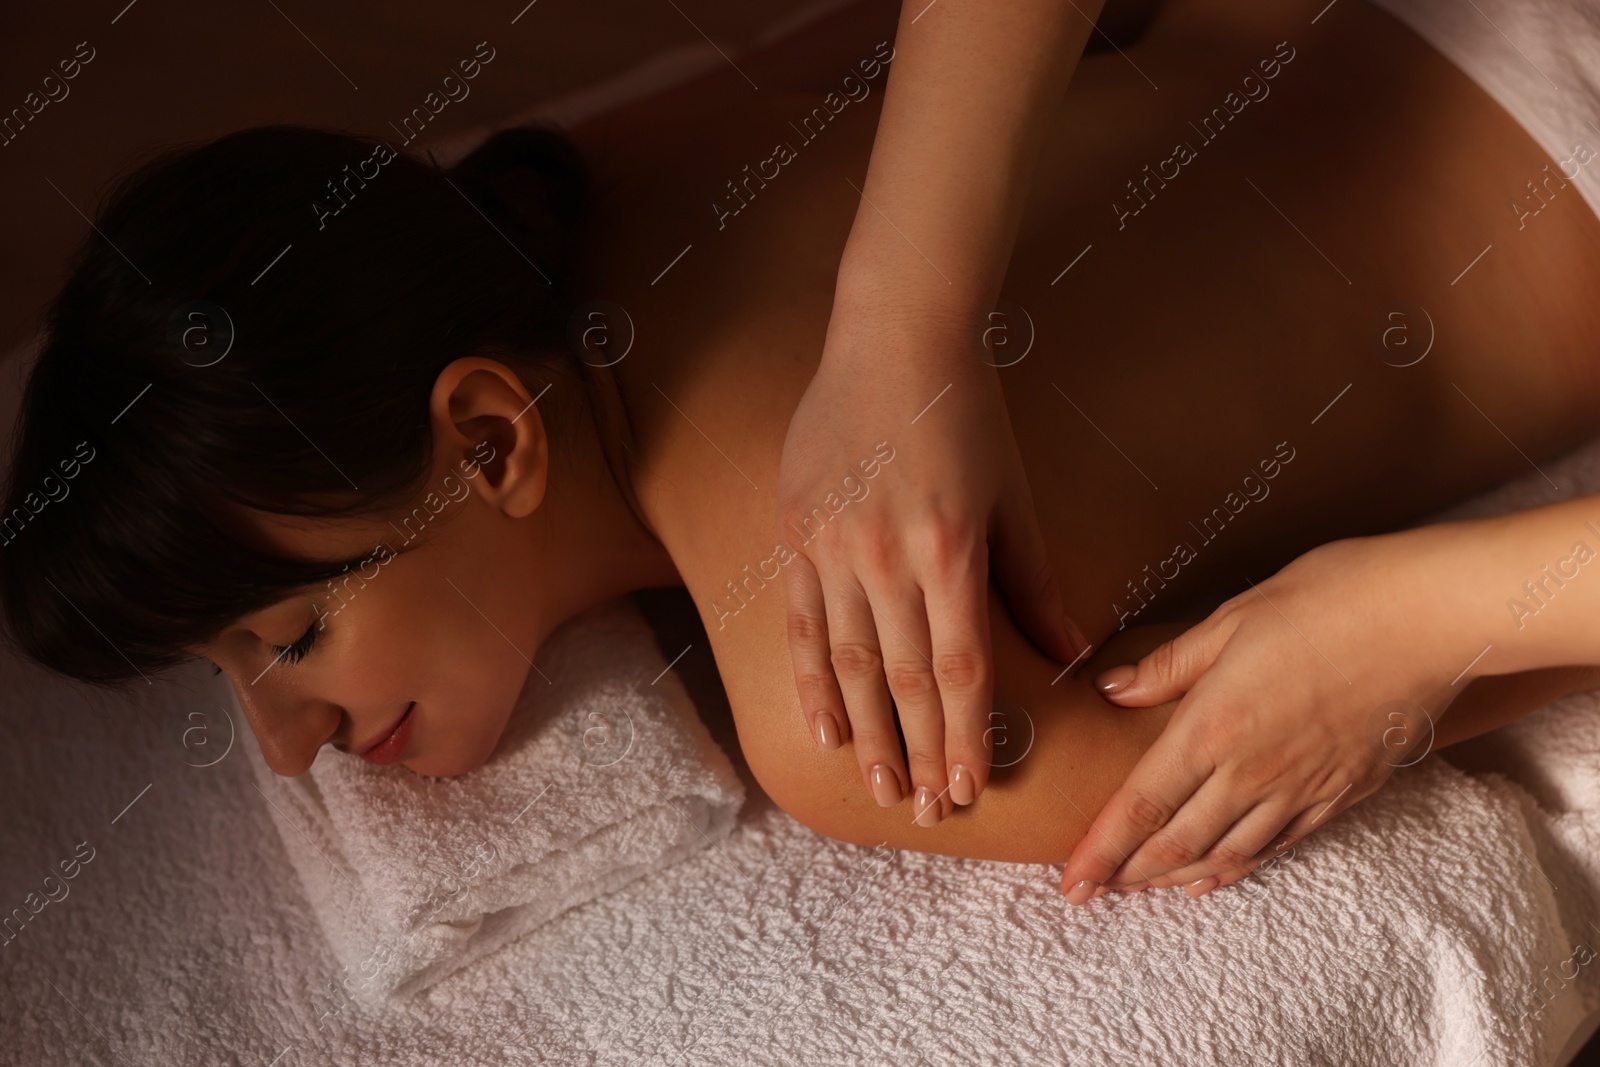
[244,595,744,1005]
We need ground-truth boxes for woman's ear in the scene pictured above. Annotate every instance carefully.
[428,357,549,518]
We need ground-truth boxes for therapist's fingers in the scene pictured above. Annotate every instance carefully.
[1093,616,1229,709]
[780,551,851,752]
[1129,794,1301,890]
[823,570,908,810]
[862,573,951,827]
[1183,863,1260,899]
[1221,830,1304,893]
[990,468,1085,666]
[1186,824,1309,899]
[1187,779,1377,898]
[921,543,995,807]
[1059,723,1214,904]
[1100,775,1260,890]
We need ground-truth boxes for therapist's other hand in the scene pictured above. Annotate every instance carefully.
[777,305,1088,826]
[1059,530,1472,902]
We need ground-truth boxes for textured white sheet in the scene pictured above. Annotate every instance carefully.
[248,597,744,1006]
[4,589,1600,1066]
[7,2,1600,1063]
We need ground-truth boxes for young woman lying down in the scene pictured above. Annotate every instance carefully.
[7,0,1600,904]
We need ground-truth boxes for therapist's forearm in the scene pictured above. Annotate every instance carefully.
[833,0,1108,328]
[1417,493,1600,682]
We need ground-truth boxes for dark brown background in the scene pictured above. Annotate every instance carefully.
[0,0,809,360]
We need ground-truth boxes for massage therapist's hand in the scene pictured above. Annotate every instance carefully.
[770,0,1107,822]
[1059,528,1484,903]
[777,301,1088,824]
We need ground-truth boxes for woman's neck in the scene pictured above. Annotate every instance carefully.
[543,364,683,615]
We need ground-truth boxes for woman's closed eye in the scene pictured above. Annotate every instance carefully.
[272,614,323,666]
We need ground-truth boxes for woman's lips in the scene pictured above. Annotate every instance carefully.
[359,702,416,765]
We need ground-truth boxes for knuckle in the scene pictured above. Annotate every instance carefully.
[1207,840,1257,871]
[902,738,945,769]
[785,610,828,647]
[932,648,987,690]
[1147,835,1200,870]
[917,514,976,570]
[1232,750,1288,788]
[885,662,937,700]
[1122,790,1174,835]
[830,642,883,681]
[1147,639,1182,683]
[855,526,899,572]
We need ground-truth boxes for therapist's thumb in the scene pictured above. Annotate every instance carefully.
[1094,626,1215,707]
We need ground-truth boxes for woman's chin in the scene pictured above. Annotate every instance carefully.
[403,738,497,778]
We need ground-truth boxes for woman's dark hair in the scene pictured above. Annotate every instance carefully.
[0,123,593,685]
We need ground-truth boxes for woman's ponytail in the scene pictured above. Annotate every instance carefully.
[446,125,590,295]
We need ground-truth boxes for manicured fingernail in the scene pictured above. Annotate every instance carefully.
[1065,879,1100,905]
[949,763,975,806]
[1090,885,1111,899]
[1185,876,1220,898]
[912,786,942,827]
[1120,880,1151,893]
[1064,615,1090,661]
[869,764,902,807]
[814,712,841,750]
[1096,664,1137,695]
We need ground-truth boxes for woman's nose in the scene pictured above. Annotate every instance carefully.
[232,682,342,777]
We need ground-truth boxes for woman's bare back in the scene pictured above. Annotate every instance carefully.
[562,0,1600,859]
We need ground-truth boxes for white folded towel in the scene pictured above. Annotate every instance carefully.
[243,595,744,1005]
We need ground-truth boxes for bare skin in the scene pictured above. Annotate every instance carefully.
[209,0,1600,881]
[565,0,1600,861]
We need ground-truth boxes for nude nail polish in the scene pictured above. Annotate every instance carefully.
[869,764,902,807]
[912,786,942,827]
[949,764,975,806]
[1185,876,1219,898]
[1096,664,1137,694]
[1065,879,1099,905]
[814,712,841,750]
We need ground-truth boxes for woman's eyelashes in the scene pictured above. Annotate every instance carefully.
[271,614,323,666]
